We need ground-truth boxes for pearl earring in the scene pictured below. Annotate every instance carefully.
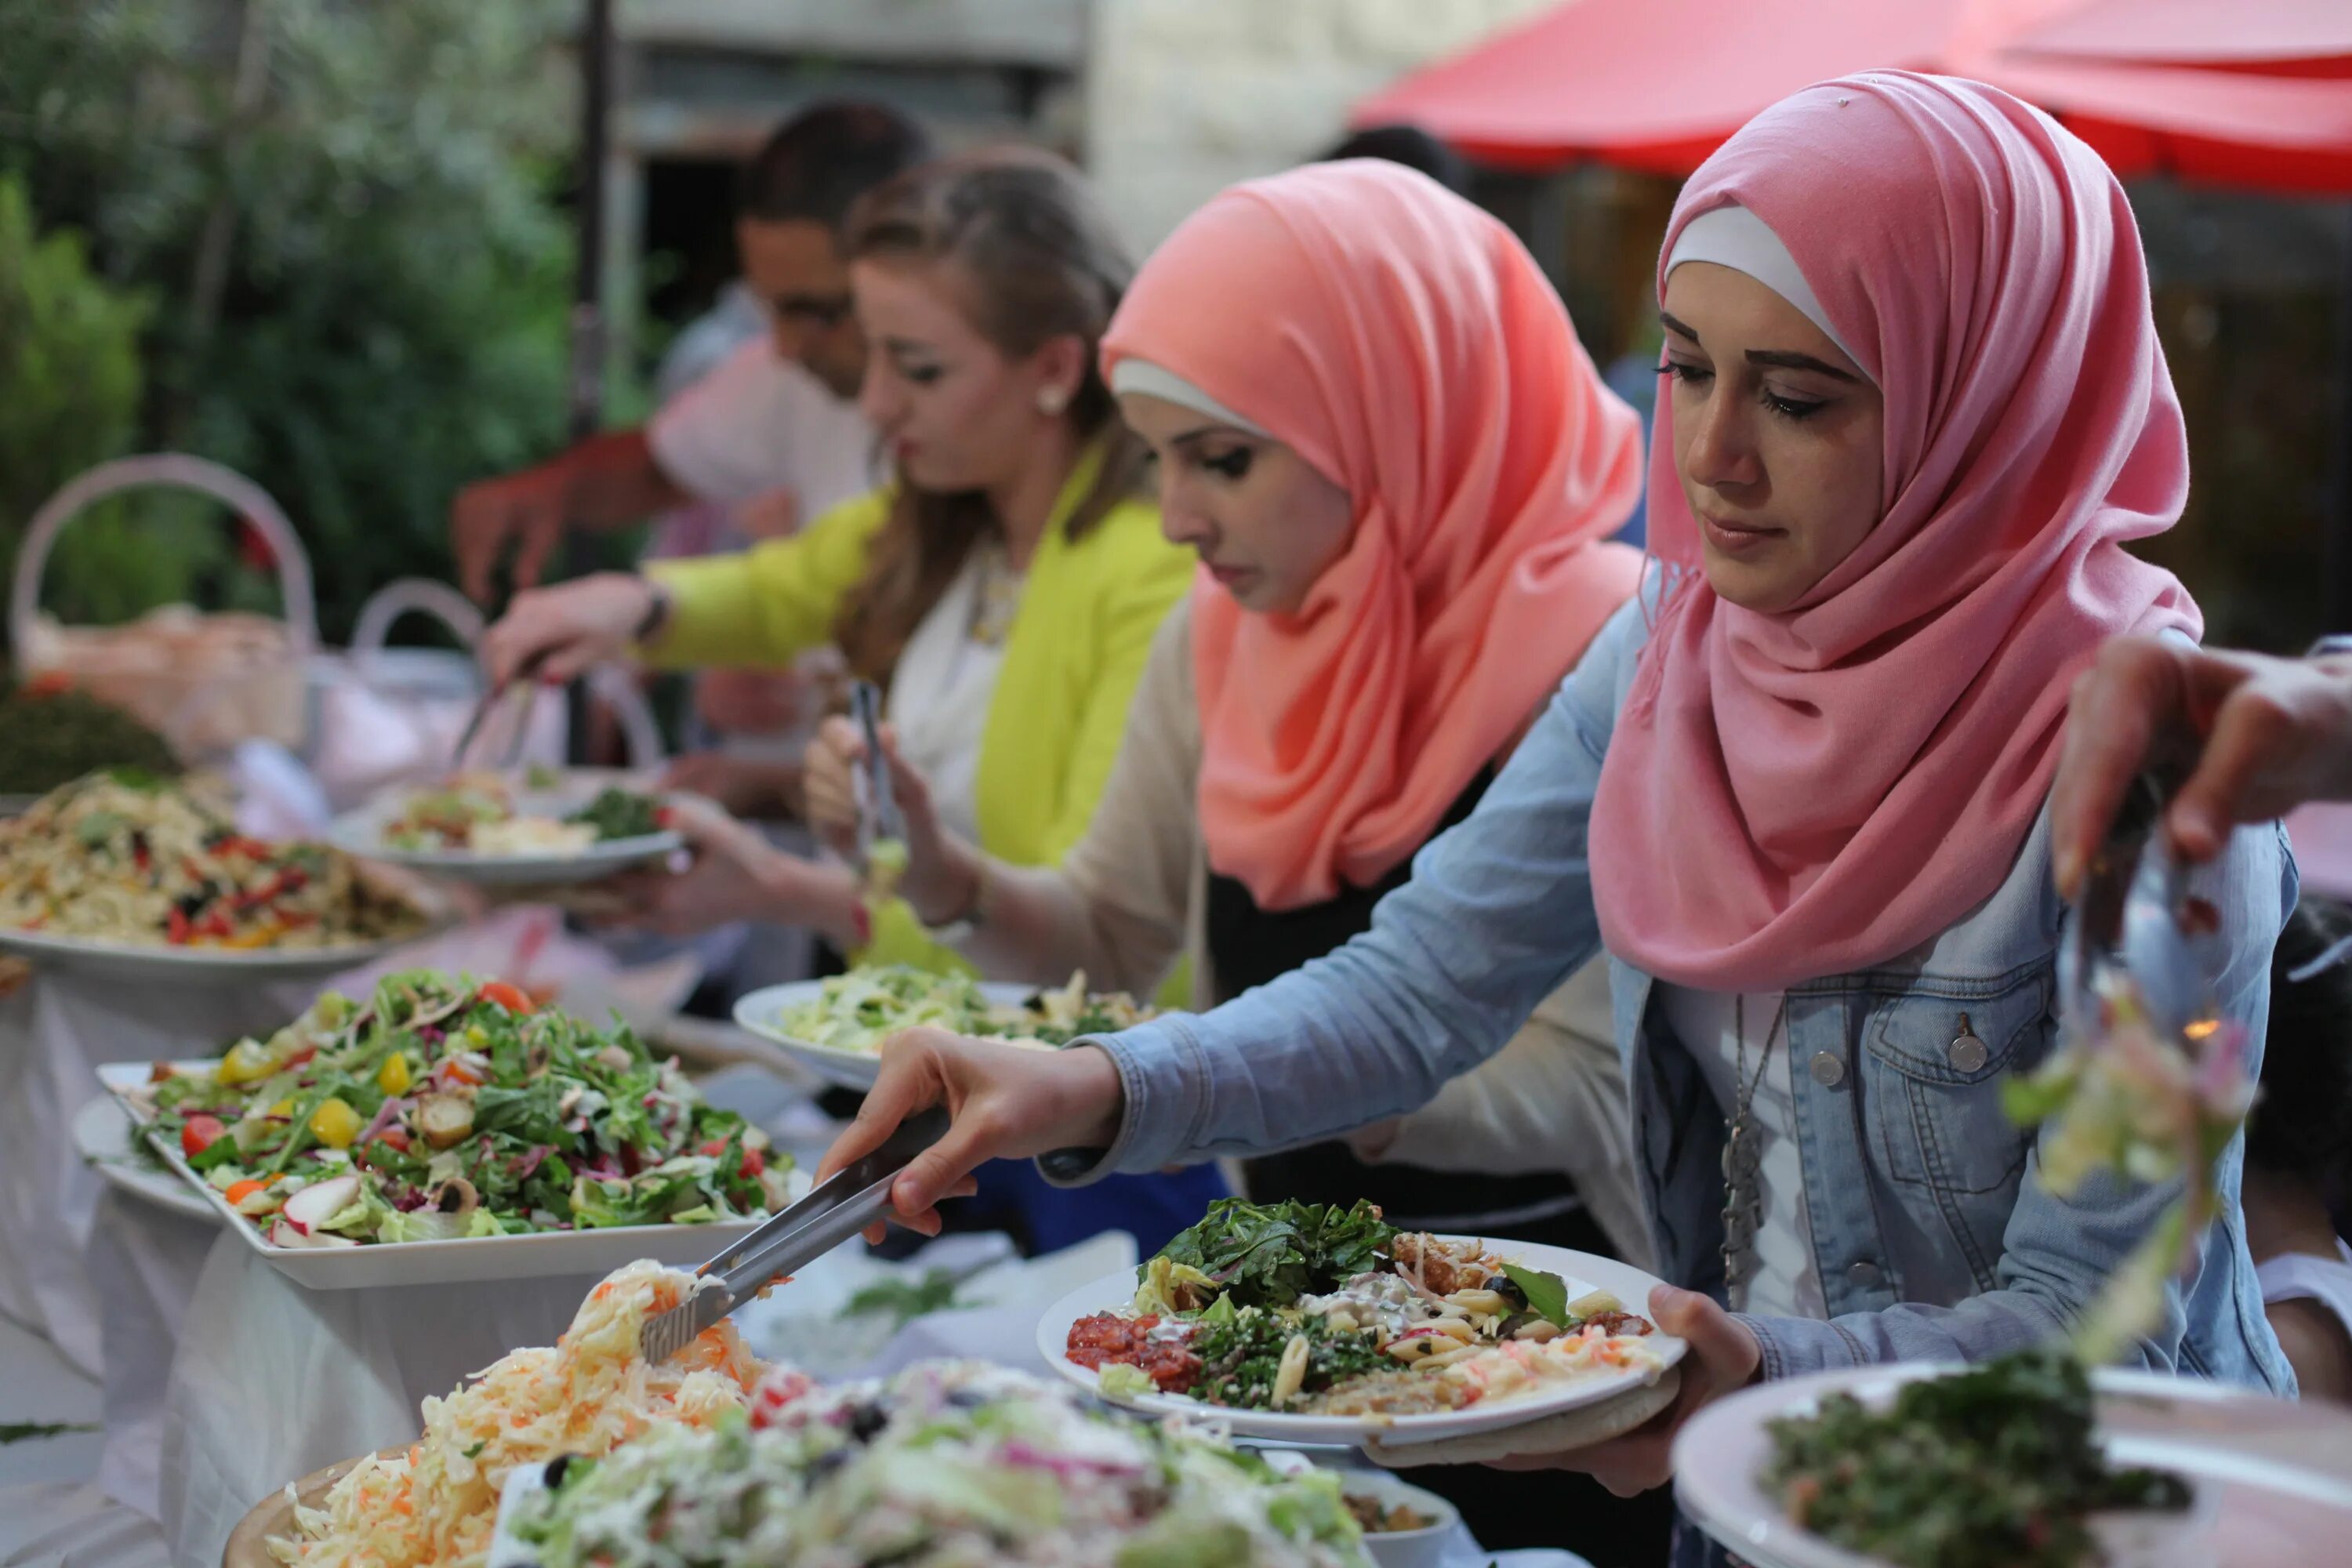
[1036,387,1068,416]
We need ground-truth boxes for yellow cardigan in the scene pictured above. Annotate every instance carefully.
[644,445,1193,972]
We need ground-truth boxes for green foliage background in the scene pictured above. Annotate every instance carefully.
[0,0,578,641]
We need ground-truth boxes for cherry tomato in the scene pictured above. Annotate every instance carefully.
[181,1115,227,1157]
[475,980,535,1014]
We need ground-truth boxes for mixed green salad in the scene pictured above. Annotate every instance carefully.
[1762,1351,2192,1568]
[136,970,795,1247]
[506,1360,1372,1568]
[774,963,1152,1057]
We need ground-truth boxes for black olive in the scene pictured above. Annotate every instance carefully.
[846,1402,890,1443]
[543,1454,572,1486]
[1497,1310,1544,1340]
[1493,1275,1530,1310]
[946,1388,989,1409]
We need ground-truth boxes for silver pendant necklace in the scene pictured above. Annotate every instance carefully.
[1720,993,1786,1312]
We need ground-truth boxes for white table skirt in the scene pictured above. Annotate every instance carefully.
[0,971,304,1376]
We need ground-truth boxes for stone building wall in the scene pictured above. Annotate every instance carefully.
[1083,0,1557,249]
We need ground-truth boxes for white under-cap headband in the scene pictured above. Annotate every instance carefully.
[1109,358,1272,437]
[1666,204,1870,379]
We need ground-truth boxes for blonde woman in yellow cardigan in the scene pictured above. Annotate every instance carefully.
[481,149,1218,1250]
[484,149,1192,973]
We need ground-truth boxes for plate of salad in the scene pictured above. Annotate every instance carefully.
[100,969,807,1289]
[330,769,681,887]
[1669,1353,2352,1568]
[733,964,1155,1088]
[1035,1197,1682,1448]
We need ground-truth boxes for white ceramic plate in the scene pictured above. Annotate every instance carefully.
[0,920,439,985]
[96,1060,797,1290]
[731,978,1044,1090]
[1034,1239,1685,1449]
[331,771,681,888]
[1672,1363,2352,1568]
[74,1091,218,1223]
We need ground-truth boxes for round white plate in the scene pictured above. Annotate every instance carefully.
[1034,1239,1686,1448]
[732,978,1044,1090]
[74,1092,218,1223]
[0,920,438,985]
[1673,1362,2352,1568]
[331,774,681,888]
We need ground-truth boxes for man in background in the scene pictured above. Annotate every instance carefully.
[450,100,931,817]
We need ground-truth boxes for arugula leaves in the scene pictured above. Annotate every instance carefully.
[1501,1262,1573,1329]
[1152,1199,1398,1310]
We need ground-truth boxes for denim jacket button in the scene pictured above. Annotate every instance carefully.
[1847,1260,1883,1289]
[1948,1014,1990,1073]
[1808,1050,1846,1089]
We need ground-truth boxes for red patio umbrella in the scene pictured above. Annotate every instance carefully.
[2005,0,2352,77]
[1351,0,2352,192]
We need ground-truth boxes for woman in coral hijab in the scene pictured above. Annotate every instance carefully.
[803,158,1655,1269]
[824,70,2296,1509]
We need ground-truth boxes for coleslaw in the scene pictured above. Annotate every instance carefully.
[270,1261,762,1568]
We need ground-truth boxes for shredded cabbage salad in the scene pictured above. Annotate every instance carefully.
[141,970,795,1247]
[510,1359,1372,1568]
[269,1261,762,1568]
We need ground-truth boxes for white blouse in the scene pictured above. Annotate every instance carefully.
[1656,985,1829,1319]
[887,544,1018,844]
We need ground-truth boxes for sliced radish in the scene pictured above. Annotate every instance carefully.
[268,1217,358,1250]
[279,1174,361,1234]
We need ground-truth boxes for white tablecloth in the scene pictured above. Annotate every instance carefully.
[0,970,305,1376]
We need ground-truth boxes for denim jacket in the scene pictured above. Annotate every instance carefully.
[1058,590,2297,1393]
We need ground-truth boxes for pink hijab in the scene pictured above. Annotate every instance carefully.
[1103,162,1645,910]
[1590,71,2200,991]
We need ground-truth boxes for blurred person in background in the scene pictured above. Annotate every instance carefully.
[1319,122,1471,193]
[2250,899,2352,1402]
[478,147,1215,1256]
[451,100,933,818]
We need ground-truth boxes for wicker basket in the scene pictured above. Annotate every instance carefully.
[12,454,316,762]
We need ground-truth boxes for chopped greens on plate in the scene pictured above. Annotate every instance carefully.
[136,969,793,1247]
[1762,1351,2192,1568]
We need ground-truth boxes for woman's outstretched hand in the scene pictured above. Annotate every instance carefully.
[2052,637,2352,898]
[815,1028,1127,1242]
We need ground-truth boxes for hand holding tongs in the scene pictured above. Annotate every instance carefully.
[848,680,905,870]
[638,1107,950,1363]
[451,648,551,773]
[2060,767,2212,1043]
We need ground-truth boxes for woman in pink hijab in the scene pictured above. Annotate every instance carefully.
[804,158,1653,1266]
[823,70,2296,1518]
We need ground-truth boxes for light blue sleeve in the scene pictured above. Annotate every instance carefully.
[1741,817,2297,1386]
[1043,597,1648,1184]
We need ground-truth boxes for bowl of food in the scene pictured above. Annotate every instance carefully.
[1338,1470,1455,1568]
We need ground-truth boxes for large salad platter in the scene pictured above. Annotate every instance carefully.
[330,768,681,887]
[1673,1356,2352,1568]
[0,769,438,982]
[732,964,1152,1089]
[100,970,807,1289]
[1036,1196,1684,1448]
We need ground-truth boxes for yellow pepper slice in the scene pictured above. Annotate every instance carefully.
[308,1097,361,1149]
[377,1053,412,1095]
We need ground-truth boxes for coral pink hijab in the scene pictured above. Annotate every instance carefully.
[1590,71,2200,990]
[1102,162,1645,909]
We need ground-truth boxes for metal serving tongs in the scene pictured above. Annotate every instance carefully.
[638,1106,951,1364]
[451,648,550,773]
[848,679,905,871]
[2060,767,2212,1044]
